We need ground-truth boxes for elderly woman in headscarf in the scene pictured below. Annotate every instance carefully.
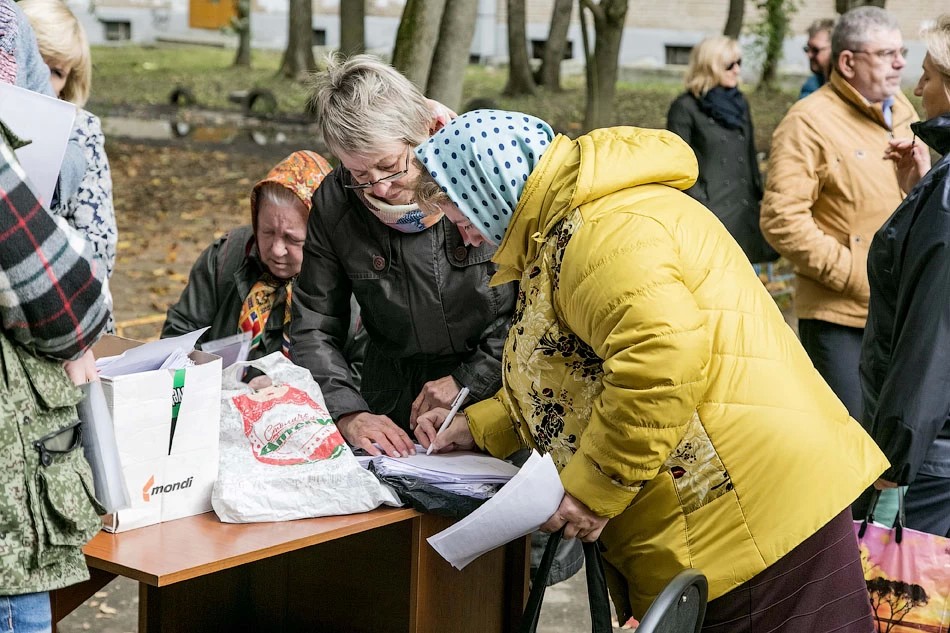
[412,110,888,632]
[163,151,362,374]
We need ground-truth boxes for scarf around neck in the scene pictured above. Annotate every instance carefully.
[414,109,554,244]
[698,86,749,130]
[356,189,442,233]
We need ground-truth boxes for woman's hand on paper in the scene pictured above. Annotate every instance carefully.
[415,408,476,453]
[409,376,461,429]
[63,349,98,386]
[884,138,930,194]
[540,493,608,543]
[337,411,416,458]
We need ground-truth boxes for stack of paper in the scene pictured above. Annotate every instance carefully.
[96,328,208,377]
[427,451,564,569]
[364,448,520,499]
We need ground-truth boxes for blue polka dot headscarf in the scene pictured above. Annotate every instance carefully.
[414,109,554,244]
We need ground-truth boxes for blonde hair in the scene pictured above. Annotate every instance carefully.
[20,0,91,106]
[309,54,432,158]
[921,14,950,82]
[685,37,742,98]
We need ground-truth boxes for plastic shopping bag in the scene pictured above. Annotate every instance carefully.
[854,489,950,633]
[212,352,399,523]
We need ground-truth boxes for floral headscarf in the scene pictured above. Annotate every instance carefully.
[250,150,332,229]
[414,109,554,244]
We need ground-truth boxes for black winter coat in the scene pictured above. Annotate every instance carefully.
[666,92,777,263]
[291,166,517,431]
[860,113,950,485]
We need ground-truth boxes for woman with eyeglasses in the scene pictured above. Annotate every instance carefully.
[292,55,517,460]
[666,36,777,264]
[859,14,950,537]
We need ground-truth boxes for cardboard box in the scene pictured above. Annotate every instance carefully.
[93,335,222,533]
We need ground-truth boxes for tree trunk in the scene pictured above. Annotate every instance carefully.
[538,0,573,91]
[339,0,365,57]
[391,0,446,89]
[426,1,479,111]
[723,0,745,39]
[278,0,316,80]
[756,0,791,91]
[836,0,885,13]
[504,0,536,96]
[581,0,628,131]
[232,0,251,68]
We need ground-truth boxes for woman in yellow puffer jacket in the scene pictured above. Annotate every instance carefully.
[411,110,889,632]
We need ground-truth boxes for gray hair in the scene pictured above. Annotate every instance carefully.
[807,18,835,39]
[832,7,900,62]
[921,14,950,80]
[309,54,432,158]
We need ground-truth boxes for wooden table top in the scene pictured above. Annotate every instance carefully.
[83,507,420,587]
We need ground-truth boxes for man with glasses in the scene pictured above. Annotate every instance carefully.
[761,7,917,453]
[800,18,835,99]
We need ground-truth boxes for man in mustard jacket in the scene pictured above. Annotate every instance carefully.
[761,6,917,423]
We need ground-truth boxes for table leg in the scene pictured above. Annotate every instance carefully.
[50,567,117,629]
[408,514,530,633]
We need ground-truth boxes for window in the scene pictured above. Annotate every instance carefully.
[102,20,131,42]
[665,45,693,66]
[312,29,326,47]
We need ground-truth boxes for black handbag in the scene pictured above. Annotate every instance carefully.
[518,527,613,633]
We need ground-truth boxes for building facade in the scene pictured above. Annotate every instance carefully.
[77,0,944,80]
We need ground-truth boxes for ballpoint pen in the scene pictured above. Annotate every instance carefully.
[427,386,470,455]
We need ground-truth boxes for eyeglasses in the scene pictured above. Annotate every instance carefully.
[343,147,411,190]
[803,45,830,56]
[851,47,908,63]
[33,420,83,467]
[726,59,742,71]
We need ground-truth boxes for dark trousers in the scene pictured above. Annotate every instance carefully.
[905,473,950,537]
[798,319,864,422]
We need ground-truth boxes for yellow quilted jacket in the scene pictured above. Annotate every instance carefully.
[464,126,888,617]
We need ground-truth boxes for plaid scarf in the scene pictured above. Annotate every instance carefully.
[0,119,107,359]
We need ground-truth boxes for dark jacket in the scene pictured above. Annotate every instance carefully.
[162,226,365,368]
[860,113,950,486]
[291,165,517,430]
[666,92,776,263]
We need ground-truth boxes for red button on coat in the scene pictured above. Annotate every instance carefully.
[372,255,386,271]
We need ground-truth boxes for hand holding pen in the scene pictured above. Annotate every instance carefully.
[426,387,470,455]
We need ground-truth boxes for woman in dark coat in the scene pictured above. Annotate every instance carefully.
[666,36,776,264]
[292,55,517,460]
[859,15,950,537]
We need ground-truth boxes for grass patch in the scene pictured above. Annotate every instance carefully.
[89,45,798,150]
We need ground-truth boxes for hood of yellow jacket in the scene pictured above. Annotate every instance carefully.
[490,126,699,285]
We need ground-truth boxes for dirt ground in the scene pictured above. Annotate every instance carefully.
[107,137,296,340]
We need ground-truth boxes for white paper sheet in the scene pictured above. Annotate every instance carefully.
[0,83,77,209]
[369,449,520,484]
[200,331,252,368]
[426,451,564,569]
[96,327,209,377]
